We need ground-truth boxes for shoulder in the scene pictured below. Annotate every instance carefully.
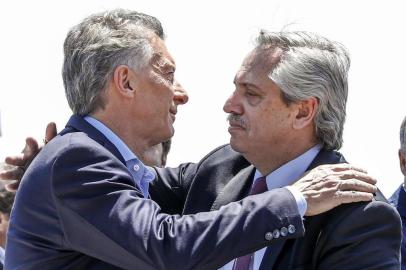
[28,131,130,190]
[40,131,120,166]
[323,200,401,233]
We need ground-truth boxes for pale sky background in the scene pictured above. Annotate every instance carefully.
[0,0,405,197]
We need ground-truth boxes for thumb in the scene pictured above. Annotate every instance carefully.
[45,122,57,143]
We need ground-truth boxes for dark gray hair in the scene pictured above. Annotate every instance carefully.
[400,116,406,153]
[62,9,164,115]
[256,31,350,150]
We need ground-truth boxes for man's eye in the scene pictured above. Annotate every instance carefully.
[246,91,258,97]
[166,72,174,83]
[245,91,261,106]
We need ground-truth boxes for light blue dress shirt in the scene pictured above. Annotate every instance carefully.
[84,116,155,198]
[220,144,321,270]
[0,246,4,266]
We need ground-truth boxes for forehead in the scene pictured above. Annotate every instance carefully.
[149,35,175,69]
[235,46,283,82]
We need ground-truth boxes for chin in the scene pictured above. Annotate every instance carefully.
[229,137,246,154]
[162,125,175,141]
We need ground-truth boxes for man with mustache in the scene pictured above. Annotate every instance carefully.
[389,116,406,270]
[149,31,401,269]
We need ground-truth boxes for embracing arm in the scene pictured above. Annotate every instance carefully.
[52,142,304,270]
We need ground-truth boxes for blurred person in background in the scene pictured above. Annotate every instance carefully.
[142,140,171,167]
[389,115,406,270]
[0,187,15,269]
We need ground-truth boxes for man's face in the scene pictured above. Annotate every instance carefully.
[223,46,297,161]
[399,149,406,177]
[129,36,188,146]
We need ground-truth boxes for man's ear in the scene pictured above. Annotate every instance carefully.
[292,97,318,130]
[113,65,136,98]
[398,149,406,176]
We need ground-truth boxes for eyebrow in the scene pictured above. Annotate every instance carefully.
[152,52,176,68]
[233,78,261,91]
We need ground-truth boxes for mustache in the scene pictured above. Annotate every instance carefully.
[227,114,247,128]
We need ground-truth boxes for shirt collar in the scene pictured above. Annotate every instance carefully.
[84,116,136,162]
[254,144,322,191]
[84,116,155,198]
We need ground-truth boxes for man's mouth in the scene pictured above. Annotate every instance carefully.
[170,113,176,122]
[227,114,246,130]
[227,119,247,135]
[169,106,177,122]
[228,120,244,129]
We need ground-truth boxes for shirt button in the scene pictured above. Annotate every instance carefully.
[133,164,140,171]
[288,224,296,234]
[265,232,273,241]
[280,227,288,237]
[272,229,280,239]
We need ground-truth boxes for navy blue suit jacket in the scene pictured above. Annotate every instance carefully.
[5,115,304,270]
[152,145,401,269]
[389,185,406,270]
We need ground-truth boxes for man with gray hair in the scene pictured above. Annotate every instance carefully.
[4,9,380,270]
[150,30,401,269]
[389,116,406,270]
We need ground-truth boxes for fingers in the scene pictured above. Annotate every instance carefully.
[5,181,20,192]
[338,179,377,193]
[333,170,377,185]
[321,163,367,174]
[337,191,374,204]
[22,137,39,157]
[0,167,24,181]
[337,171,377,185]
[45,122,57,144]
[5,155,26,167]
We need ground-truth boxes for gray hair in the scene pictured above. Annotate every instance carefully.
[62,9,164,115]
[400,116,406,152]
[256,31,350,150]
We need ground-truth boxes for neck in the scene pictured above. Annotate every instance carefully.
[0,236,5,249]
[249,140,318,176]
[90,111,149,158]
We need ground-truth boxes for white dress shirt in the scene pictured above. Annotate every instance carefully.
[219,144,321,270]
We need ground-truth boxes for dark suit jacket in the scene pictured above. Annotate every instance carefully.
[389,185,406,270]
[152,145,402,270]
[5,116,305,270]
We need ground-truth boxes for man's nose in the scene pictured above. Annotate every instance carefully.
[173,81,189,105]
[223,91,242,114]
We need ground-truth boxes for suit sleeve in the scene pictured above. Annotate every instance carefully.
[52,143,305,270]
[149,163,197,214]
[316,201,401,270]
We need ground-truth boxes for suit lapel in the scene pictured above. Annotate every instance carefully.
[210,165,255,211]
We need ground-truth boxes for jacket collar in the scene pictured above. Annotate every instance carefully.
[210,165,255,211]
[389,185,406,218]
[62,115,126,165]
